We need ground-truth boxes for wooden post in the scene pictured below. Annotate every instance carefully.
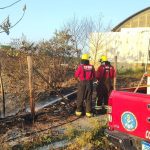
[27,56,35,121]
[113,55,117,90]
[0,62,5,117]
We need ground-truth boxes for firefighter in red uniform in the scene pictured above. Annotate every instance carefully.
[75,54,95,117]
[95,55,115,110]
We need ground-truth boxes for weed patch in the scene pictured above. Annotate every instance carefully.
[65,118,110,150]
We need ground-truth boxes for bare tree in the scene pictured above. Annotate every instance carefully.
[64,16,87,58]
[64,15,112,65]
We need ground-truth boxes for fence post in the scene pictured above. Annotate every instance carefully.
[0,62,5,117]
[114,55,117,90]
[27,55,35,121]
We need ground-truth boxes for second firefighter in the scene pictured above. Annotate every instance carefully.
[95,55,115,110]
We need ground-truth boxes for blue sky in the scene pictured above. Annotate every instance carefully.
[0,0,150,44]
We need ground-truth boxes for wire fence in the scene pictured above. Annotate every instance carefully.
[0,50,77,118]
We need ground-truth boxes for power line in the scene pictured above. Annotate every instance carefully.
[0,0,22,9]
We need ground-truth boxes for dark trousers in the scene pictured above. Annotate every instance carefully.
[76,80,93,113]
[96,79,113,106]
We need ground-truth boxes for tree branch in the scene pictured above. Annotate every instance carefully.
[0,0,22,9]
[0,0,21,9]
[0,7,26,34]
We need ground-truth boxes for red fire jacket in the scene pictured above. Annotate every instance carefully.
[96,62,115,81]
[75,64,95,81]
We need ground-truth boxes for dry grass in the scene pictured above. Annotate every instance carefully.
[65,117,110,150]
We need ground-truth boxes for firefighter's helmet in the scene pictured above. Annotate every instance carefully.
[81,54,90,60]
[100,55,107,62]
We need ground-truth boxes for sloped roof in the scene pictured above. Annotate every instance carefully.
[112,7,150,31]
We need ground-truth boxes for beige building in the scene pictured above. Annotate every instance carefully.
[90,7,150,69]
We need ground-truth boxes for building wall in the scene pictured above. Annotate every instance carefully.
[90,29,150,69]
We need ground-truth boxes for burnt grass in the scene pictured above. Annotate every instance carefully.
[0,76,144,149]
